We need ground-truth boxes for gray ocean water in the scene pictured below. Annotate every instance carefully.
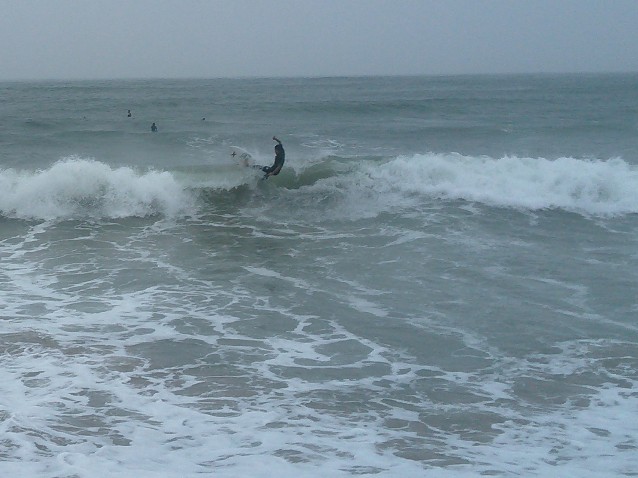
[1,74,637,477]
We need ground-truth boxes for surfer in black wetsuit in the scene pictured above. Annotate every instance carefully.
[261,136,285,178]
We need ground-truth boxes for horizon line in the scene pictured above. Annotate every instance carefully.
[1,70,637,83]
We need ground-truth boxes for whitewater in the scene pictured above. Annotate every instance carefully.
[2,152,637,221]
[0,74,637,477]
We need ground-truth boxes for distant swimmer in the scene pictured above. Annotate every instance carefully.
[151,122,158,132]
[127,109,132,117]
[261,136,285,178]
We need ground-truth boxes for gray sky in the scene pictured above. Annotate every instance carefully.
[1,0,637,80]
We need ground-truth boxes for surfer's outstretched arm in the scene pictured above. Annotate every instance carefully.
[261,136,285,178]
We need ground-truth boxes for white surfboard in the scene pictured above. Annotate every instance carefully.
[230,147,255,167]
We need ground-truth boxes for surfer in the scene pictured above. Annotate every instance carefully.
[151,122,158,132]
[261,136,285,178]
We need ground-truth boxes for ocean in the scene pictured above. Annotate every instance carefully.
[0,74,637,477]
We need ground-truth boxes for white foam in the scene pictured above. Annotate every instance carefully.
[2,152,637,477]
[0,157,195,220]
[364,153,638,216]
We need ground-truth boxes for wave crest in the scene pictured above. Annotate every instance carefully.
[365,153,638,216]
[0,157,193,220]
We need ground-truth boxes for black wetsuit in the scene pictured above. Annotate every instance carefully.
[262,144,285,176]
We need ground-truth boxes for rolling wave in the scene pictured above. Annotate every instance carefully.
[296,153,638,217]
[363,153,638,216]
[0,157,193,221]
[1,153,636,221]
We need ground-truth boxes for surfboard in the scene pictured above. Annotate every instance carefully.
[230,147,265,173]
[230,147,255,167]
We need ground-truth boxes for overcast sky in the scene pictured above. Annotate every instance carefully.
[1,0,637,80]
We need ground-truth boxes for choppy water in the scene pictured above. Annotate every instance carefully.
[1,74,637,477]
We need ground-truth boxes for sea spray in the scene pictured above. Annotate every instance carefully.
[365,153,638,216]
[0,157,194,220]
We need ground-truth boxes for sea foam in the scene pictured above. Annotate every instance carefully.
[0,157,194,220]
[367,153,638,216]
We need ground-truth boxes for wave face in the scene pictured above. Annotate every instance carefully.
[261,153,638,220]
[2,153,637,221]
